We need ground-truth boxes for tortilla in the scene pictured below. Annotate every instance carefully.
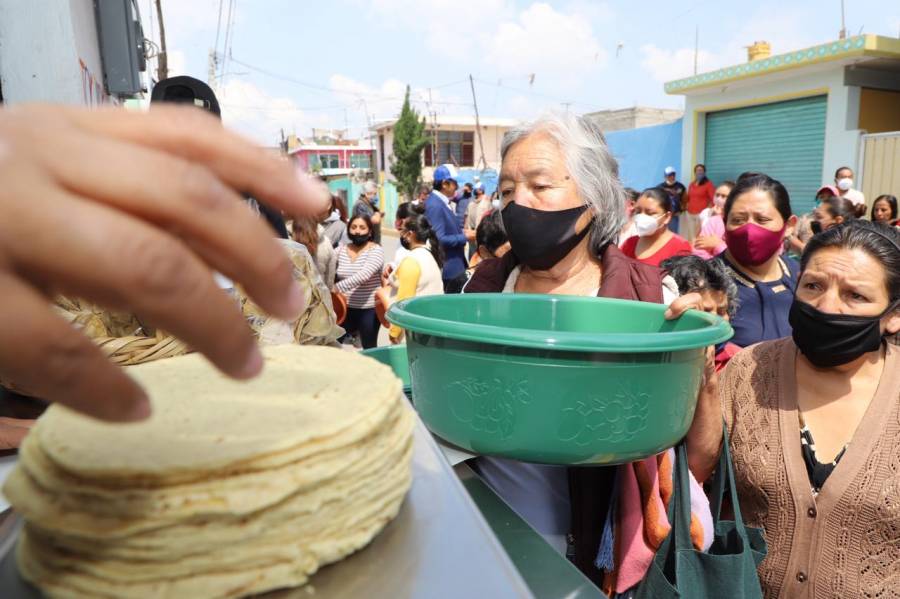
[5,344,414,599]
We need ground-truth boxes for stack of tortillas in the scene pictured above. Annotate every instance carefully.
[3,345,414,598]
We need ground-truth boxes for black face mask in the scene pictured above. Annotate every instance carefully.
[349,233,370,246]
[810,220,823,235]
[400,236,411,250]
[789,299,896,368]
[501,202,592,271]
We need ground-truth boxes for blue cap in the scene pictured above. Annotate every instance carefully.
[433,164,458,184]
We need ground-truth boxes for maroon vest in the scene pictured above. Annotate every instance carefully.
[466,243,664,303]
[465,244,665,586]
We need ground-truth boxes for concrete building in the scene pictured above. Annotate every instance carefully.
[584,107,683,133]
[372,115,518,183]
[666,34,900,215]
[0,0,146,106]
[288,139,376,176]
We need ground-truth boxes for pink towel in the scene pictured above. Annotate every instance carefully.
[610,449,714,594]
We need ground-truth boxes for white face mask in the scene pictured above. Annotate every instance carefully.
[837,177,853,191]
[634,213,663,237]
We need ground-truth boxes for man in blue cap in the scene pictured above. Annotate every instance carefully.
[425,164,469,293]
[658,165,686,233]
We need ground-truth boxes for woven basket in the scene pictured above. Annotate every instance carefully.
[1,241,342,394]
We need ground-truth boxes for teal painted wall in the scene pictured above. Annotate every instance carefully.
[327,177,401,230]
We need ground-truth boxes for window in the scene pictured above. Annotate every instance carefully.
[310,153,340,169]
[350,153,371,169]
[424,130,475,167]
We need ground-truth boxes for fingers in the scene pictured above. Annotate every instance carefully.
[2,183,263,381]
[0,424,31,450]
[664,292,705,320]
[58,105,331,217]
[38,128,304,321]
[0,271,150,422]
[0,418,36,450]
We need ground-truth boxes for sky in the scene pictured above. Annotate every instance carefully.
[139,0,900,144]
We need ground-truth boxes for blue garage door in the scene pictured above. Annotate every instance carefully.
[705,95,827,216]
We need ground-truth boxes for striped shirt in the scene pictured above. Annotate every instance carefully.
[335,243,384,309]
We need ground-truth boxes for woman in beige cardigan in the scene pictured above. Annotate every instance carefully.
[674,220,900,598]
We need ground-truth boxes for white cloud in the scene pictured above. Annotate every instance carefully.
[218,79,321,145]
[484,3,607,85]
[363,0,512,58]
[327,74,468,124]
[639,7,821,84]
[639,44,716,82]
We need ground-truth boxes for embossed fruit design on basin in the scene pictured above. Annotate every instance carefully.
[386,294,732,465]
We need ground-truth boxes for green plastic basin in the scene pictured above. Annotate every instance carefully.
[360,345,411,396]
[387,293,732,465]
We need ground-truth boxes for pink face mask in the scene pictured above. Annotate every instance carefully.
[724,222,785,266]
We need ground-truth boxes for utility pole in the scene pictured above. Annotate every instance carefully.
[154,0,168,80]
[468,75,488,171]
[693,25,699,75]
[207,49,218,90]
[839,0,847,39]
[562,102,572,115]
[427,88,437,167]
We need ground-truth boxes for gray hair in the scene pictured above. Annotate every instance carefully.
[660,255,740,318]
[500,113,626,254]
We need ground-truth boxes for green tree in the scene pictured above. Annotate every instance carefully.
[390,86,430,200]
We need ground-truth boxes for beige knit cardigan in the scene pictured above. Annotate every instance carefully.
[720,338,900,599]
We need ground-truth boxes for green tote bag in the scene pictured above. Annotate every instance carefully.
[634,430,767,598]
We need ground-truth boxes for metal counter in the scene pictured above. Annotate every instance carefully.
[0,414,606,598]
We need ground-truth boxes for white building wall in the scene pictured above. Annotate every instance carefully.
[377,124,509,182]
[680,67,861,188]
[0,0,108,105]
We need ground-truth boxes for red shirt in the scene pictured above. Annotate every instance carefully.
[621,234,692,267]
[686,179,715,214]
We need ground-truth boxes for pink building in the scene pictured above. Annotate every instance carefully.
[289,141,375,176]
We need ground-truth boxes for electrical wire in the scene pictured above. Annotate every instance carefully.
[473,77,597,110]
[219,0,237,83]
[229,57,467,107]
[213,0,225,58]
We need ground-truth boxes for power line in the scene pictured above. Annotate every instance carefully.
[473,77,596,110]
[213,0,225,55]
[219,0,236,83]
[229,57,467,107]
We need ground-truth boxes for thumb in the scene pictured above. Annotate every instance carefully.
[0,418,35,450]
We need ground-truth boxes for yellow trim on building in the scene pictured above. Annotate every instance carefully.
[688,88,830,169]
[667,35,900,95]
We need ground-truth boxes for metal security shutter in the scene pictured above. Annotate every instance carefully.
[705,95,826,216]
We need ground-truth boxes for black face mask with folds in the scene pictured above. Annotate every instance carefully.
[789,299,897,368]
[349,233,370,246]
[501,202,592,271]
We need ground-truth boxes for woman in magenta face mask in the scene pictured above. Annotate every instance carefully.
[717,172,798,348]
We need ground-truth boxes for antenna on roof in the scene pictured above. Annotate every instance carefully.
[693,26,699,75]
[839,0,847,39]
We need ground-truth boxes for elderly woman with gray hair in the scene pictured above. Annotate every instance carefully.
[465,113,685,590]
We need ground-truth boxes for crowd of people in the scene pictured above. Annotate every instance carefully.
[461,113,899,597]
[298,165,509,349]
[0,97,898,598]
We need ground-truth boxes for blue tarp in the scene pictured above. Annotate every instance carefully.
[453,168,499,197]
[604,119,683,192]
